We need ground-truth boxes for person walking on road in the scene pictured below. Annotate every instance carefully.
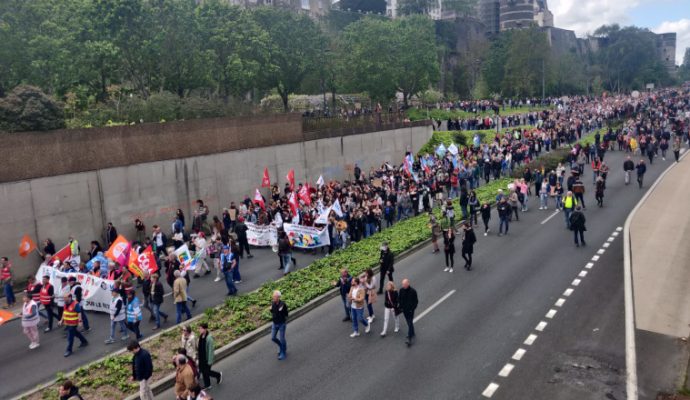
[399,278,418,347]
[125,290,144,340]
[39,275,57,332]
[595,176,606,207]
[334,268,352,321]
[347,277,370,337]
[198,322,222,388]
[636,159,647,189]
[220,246,237,296]
[569,206,587,247]
[68,276,90,332]
[563,190,577,230]
[60,293,88,357]
[173,270,192,323]
[1,257,16,309]
[378,241,394,294]
[181,325,198,362]
[380,281,400,337]
[127,340,154,400]
[623,156,635,185]
[480,202,491,236]
[443,227,455,273]
[270,290,289,360]
[572,175,586,210]
[106,288,128,344]
[672,137,681,162]
[21,291,40,349]
[429,215,441,254]
[461,222,477,271]
[174,355,196,400]
[363,268,377,323]
[150,273,168,330]
[497,197,510,236]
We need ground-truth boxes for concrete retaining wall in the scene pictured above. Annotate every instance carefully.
[0,125,432,280]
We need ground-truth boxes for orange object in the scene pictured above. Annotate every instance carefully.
[18,235,37,258]
[0,309,15,325]
[105,235,131,266]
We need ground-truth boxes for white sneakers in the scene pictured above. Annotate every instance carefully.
[214,277,221,282]
[350,332,360,338]
[449,268,454,273]
[365,323,371,334]
[443,267,450,272]
[394,327,399,333]
[29,342,40,350]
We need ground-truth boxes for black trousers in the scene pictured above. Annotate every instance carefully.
[573,229,585,245]
[444,250,454,268]
[404,311,415,339]
[238,238,251,257]
[200,362,221,388]
[378,269,393,293]
[462,251,472,267]
[43,303,57,329]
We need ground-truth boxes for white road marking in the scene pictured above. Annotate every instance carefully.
[591,255,600,261]
[607,237,615,242]
[540,210,560,225]
[512,348,527,361]
[579,270,588,278]
[603,242,611,248]
[498,363,515,377]
[612,232,619,237]
[413,290,455,323]
[524,334,538,345]
[546,309,557,319]
[597,249,606,255]
[563,288,574,297]
[482,383,500,398]
[572,279,581,286]
[555,298,566,307]
[536,321,548,331]
[616,226,623,232]
[585,263,594,269]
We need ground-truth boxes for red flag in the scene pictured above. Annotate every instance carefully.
[253,188,265,210]
[288,192,299,216]
[286,169,295,191]
[298,184,311,205]
[51,244,72,264]
[261,167,271,188]
[139,245,159,274]
[18,235,37,258]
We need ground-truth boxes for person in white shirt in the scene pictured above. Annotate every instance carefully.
[192,233,211,278]
[21,292,40,349]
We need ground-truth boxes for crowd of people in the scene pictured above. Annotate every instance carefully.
[3,88,689,399]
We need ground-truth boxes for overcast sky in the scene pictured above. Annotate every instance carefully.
[549,0,690,65]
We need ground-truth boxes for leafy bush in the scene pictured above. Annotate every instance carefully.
[0,85,65,132]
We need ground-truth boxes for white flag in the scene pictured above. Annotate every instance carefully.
[332,199,344,217]
[448,143,459,156]
[314,207,332,225]
[316,175,325,187]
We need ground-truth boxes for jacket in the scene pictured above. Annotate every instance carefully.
[271,300,289,324]
[173,276,187,303]
[398,286,418,314]
[198,332,215,366]
[335,274,352,299]
[348,285,366,309]
[623,160,635,171]
[384,289,399,310]
[174,363,196,398]
[181,333,198,361]
[462,229,477,253]
[569,211,586,231]
[132,348,153,381]
[151,281,165,305]
[379,250,394,273]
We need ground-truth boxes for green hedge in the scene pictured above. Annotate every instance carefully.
[406,105,552,122]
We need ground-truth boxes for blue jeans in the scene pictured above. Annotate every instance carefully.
[152,303,168,328]
[109,319,127,340]
[564,209,573,229]
[185,287,195,305]
[4,283,15,306]
[282,254,292,274]
[175,302,191,324]
[499,217,509,234]
[340,295,350,318]
[351,307,368,333]
[556,195,562,209]
[232,263,242,282]
[80,307,90,330]
[224,270,237,295]
[66,325,87,352]
[271,322,287,355]
[540,193,548,208]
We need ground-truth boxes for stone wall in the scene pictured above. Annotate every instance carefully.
[0,124,432,281]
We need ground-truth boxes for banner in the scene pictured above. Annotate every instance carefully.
[174,244,194,270]
[246,223,278,247]
[35,265,113,313]
[283,223,330,248]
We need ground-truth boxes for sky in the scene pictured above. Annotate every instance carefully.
[549,0,690,65]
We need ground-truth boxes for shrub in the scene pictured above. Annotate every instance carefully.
[0,85,65,132]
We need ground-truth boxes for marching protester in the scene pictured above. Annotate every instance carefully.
[347,277,370,337]
[461,221,477,271]
[480,202,491,236]
[150,273,168,330]
[125,290,144,340]
[636,159,647,188]
[334,268,353,321]
[105,288,128,344]
[68,276,90,332]
[569,206,587,247]
[363,268,377,323]
[443,227,455,273]
[39,275,57,332]
[1,257,16,309]
[127,340,154,400]
[173,270,192,323]
[378,241,395,294]
[399,278,418,347]
[21,291,40,349]
[429,214,441,253]
[60,293,89,357]
[181,325,198,363]
[380,281,400,337]
[198,323,222,388]
[270,290,288,360]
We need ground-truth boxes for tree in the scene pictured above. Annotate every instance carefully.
[678,48,690,82]
[253,7,323,111]
[0,85,65,132]
[393,15,440,107]
[397,0,436,15]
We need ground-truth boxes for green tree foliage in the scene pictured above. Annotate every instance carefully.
[678,48,690,82]
[0,85,65,132]
[340,15,439,106]
[253,7,323,111]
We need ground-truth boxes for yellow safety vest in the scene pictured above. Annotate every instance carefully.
[63,301,80,326]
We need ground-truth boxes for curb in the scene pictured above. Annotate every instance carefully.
[623,147,689,400]
[123,231,438,400]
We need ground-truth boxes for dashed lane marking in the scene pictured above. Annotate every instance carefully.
[512,348,527,361]
[616,226,623,232]
[536,321,548,331]
[546,309,557,319]
[498,363,515,378]
[563,288,574,297]
[603,242,611,248]
[607,237,615,242]
[579,270,588,278]
[585,263,594,269]
[524,334,538,345]
[591,255,600,261]
[572,279,581,286]
[597,249,606,255]
[482,383,500,398]
[555,298,566,307]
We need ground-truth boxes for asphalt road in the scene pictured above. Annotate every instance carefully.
[0,246,321,399]
[157,149,675,400]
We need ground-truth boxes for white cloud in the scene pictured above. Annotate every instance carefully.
[654,19,690,66]
[548,0,641,36]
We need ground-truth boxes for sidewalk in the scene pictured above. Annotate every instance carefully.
[630,156,690,339]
